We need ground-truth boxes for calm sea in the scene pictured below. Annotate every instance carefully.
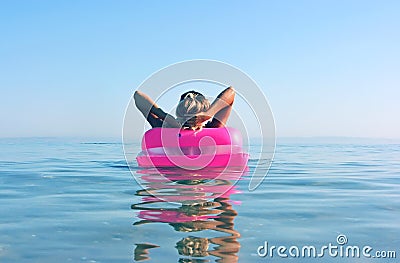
[0,137,399,262]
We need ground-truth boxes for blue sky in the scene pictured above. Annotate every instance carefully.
[1,0,399,138]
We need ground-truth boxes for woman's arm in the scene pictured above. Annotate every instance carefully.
[186,86,235,128]
[134,90,180,128]
[206,86,235,118]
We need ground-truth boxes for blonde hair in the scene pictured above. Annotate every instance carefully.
[176,91,210,128]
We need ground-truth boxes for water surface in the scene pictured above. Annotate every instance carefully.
[0,138,399,262]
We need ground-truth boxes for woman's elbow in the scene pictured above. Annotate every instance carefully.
[134,90,143,104]
[134,90,145,110]
[227,86,235,103]
[134,90,141,100]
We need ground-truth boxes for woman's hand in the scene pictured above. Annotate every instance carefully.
[183,114,212,128]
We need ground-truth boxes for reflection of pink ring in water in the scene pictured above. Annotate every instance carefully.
[140,187,242,203]
[136,127,249,168]
[136,167,247,203]
[137,167,249,181]
[138,210,219,223]
[136,185,241,223]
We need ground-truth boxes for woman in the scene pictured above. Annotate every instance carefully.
[134,86,235,129]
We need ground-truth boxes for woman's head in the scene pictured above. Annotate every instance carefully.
[176,91,210,127]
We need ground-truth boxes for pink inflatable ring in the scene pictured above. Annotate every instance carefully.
[136,127,249,168]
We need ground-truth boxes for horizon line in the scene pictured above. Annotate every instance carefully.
[1,135,399,141]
